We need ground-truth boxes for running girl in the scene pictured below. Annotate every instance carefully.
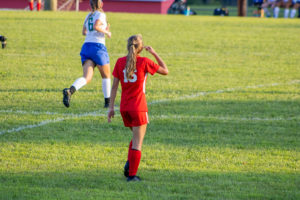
[107,34,169,182]
[63,0,111,108]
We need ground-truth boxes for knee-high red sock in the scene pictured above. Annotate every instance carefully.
[128,149,141,176]
[37,2,41,11]
[29,1,34,11]
[127,140,132,161]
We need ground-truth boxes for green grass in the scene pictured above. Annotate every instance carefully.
[0,11,300,199]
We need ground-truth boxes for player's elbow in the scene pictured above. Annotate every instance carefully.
[161,67,169,75]
[157,66,169,75]
[162,69,169,75]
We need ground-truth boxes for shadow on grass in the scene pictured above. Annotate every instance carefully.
[0,170,298,199]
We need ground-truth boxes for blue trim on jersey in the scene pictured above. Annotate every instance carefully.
[80,43,110,66]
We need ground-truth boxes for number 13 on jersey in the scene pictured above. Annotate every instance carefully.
[123,69,137,83]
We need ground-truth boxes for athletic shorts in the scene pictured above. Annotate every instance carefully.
[120,111,149,127]
[80,42,109,66]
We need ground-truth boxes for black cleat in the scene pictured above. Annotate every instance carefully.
[63,88,71,108]
[104,97,110,108]
[124,160,129,177]
[127,176,141,182]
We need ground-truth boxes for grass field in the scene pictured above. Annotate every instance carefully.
[0,11,300,199]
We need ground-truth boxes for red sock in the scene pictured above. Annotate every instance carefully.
[37,2,41,11]
[127,140,132,161]
[29,2,34,11]
[128,149,141,176]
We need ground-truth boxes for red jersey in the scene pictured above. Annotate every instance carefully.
[112,56,159,112]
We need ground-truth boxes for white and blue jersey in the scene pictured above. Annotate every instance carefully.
[80,11,109,66]
[292,0,300,4]
[84,11,107,45]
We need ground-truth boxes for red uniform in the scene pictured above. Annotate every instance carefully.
[112,56,159,127]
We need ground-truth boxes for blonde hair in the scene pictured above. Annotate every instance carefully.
[125,34,143,80]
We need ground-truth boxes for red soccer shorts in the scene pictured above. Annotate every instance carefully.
[120,111,149,127]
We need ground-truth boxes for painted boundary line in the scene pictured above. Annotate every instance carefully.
[149,80,300,105]
[152,115,300,122]
[5,52,300,58]
[1,113,299,136]
[0,80,299,135]
[0,110,107,117]
[1,109,299,121]
[0,112,106,135]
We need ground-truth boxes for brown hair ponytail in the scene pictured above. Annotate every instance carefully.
[125,34,143,80]
[90,0,103,12]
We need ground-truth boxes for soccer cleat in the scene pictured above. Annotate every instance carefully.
[127,176,141,182]
[104,97,110,108]
[63,88,71,108]
[124,160,129,177]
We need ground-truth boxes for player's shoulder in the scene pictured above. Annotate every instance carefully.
[93,10,104,17]
[116,56,127,66]
[95,10,106,17]
[117,56,127,62]
[137,56,151,63]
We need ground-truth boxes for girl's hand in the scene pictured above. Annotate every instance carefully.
[106,23,110,31]
[106,31,112,38]
[144,46,156,55]
[107,108,114,123]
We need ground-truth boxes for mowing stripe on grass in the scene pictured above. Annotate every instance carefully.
[1,79,299,135]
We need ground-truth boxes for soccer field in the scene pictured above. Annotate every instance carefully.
[0,11,299,199]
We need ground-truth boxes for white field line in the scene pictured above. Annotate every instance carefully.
[2,52,218,58]
[0,112,106,135]
[1,113,298,136]
[1,109,299,122]
[0,109,104,117]
[150,115,300,122]
[0,118,65,135]
[149,79,300,105]
[0,80,299,135]
[5,52,300,58]
[1,109,298,122]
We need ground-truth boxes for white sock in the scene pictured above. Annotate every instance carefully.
[274,7,280,18]
[72,77,87,91]
[290,9,296,18]
[284,9,290,18]
[102,78,111,98]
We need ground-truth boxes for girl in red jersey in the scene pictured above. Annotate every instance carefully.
[107,34,168,182]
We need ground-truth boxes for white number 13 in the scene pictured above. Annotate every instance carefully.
[123,69,137,83]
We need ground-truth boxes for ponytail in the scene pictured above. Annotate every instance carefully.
[90,0,104,12]
[85,0,105,27]
[126,45,137,79]
[125,34,143,80]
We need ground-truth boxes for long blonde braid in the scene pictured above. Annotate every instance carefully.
[125,34,143,80]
